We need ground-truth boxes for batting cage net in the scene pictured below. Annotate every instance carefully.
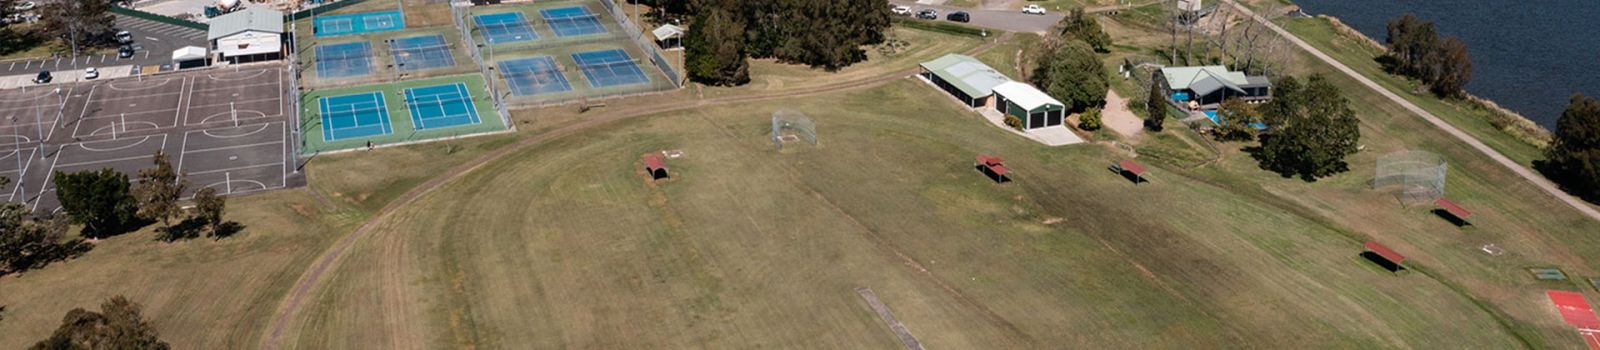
[772,110,816,150]
[1374,150,1447,204]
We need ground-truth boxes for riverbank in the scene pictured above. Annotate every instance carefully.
[1314,14,1552,148]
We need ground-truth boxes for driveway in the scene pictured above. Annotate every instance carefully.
[891,1,1063,34]
[0,14,206,77]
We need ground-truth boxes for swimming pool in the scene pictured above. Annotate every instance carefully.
[1203,110,1266,129]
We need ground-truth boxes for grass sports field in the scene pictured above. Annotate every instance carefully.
[270,75,1594,348]
[299,74,507,154]
[4,9,1600,349]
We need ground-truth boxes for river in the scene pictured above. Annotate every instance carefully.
[1291,0,1600,129]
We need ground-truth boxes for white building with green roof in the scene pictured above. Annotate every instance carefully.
[919,53,1010,108]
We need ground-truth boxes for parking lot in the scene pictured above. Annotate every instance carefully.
[0,65,303,212]
[0,14,208,77]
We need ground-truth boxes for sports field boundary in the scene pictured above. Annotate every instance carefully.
[261,32,1011,350]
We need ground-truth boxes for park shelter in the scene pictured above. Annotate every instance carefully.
[920,54,1009,108]
[1434,198,1472,226]
[652,24,684,49]
[1158,66,1271,108]
[1112,159,1147,184]
[1362,240,1406,272]
[208,7,284,64]
[992,81,1066,130]
[976,155,1011,183]
[644,154,668,180]
[171,46,209,69]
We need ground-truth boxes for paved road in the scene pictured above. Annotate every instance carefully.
[891,0,1062,34]
[0,14,205,76]
[1224,0,1600,223]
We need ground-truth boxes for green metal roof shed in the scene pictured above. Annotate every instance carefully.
[920,54,1010,107]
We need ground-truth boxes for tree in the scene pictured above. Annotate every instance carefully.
[1429,36,1472,98]
[0,178,85,275]
[32,296,170,350]
[1542,94,1600,202]
[683,6,749,86]
[133,152,187,234]
[37,0,116,49]
[54,169,138,238]
[1058,8,1111,52]
[1213,97,1263,141]
[1030,39,1107,112]
[1078,107,1103,131]
[1384,13,1437,79]
[1256,75,1361,180]
[192,187,227,237]
[1145,79,1168,131]
[741,0,890,70]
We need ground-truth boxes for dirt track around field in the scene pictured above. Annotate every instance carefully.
[260,33,1014,350]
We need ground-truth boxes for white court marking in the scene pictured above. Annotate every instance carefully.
[177,122,286,186]
[105,77,180,91]
[200,123,271,138]
[38,135,169,207]
[206,68,275,81]
[74,134,163,152]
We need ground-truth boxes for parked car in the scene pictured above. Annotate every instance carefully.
[947,11,970,22]
[33,70,51,84]
[115,30,133,44]
[916,9,937,20]
[84,67,98,80]
[1023,4,1047,15]
[11,1,35,11]
[891,5,911,16]
[118,45,135,58]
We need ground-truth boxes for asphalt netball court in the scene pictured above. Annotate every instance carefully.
[299,74,507,154]
[0,65,302,211]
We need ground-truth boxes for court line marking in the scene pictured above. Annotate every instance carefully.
[183,140,282,154]
[187,163,280,176]
[198,123,273,138]
[73,134,162,152]
[205,68,273,81]
[105,77,180,92]
[188,97,284,109]
[68,85,100,143]
[179,122,284,183]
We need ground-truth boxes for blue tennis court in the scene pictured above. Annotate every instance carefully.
[318,92,393,141]
[390,35,456,71]
[404,83,482,130]
[541,7,606,37]
[315,11,405,37]
[571,49,648,88]
[497,56,573,96]
[314,42,373,79]
[474,12,537,44]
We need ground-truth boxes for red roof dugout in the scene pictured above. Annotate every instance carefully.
[1435,198,1473,226]
[1111,159,1148,184]
[976,155,1011,183]
[644,154,668,180]
[1363,241,1406,264]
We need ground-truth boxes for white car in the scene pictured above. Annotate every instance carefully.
[12,1,35,11]
[891,5,911,16]
[83,67,98,80]
[1022,4,1047,15]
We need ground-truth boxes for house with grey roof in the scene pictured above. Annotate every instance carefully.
[919,54,1011,108]
[1158,65,1271,109]
[208,7,284,64]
